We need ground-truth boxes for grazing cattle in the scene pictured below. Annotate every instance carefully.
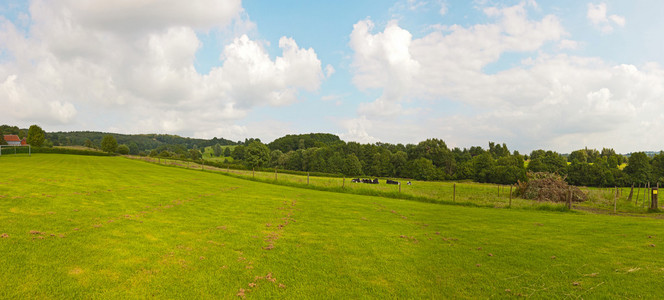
[407,181,412,185]
[358,178,379,184]
[386,179,400,185]
[351,178,361,183]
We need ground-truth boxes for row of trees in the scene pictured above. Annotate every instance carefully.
[83,133,664,187]
[230,139,527,182]
[47,131,237,153]
[5,125,664,187]
[224,136,660,187]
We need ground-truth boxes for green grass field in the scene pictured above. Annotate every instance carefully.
[1,154,663,298]
[202,146,234,163]
[137,157,660,215]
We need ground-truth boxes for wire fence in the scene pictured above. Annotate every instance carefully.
[127,156,662,214]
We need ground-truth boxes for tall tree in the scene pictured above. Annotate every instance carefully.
[391,151,408,177]
[213,144,223,157]
[100,135,118,153]
[232,145,246,160]
[406,158,440,181]
[343,154,363,177]
[410,139,455,176]
[270,150,284,168]
[27,124,45,147]
[472,152,496,183]
[624,152,652,184]
[244,141,270,168]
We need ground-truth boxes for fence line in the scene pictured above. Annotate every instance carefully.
[127,156,660,212]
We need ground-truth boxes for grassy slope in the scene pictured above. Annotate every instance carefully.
[158,161,655,213]
[1,154,663,298]
[202,146,234,163]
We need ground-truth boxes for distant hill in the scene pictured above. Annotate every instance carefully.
[268,133,342,152]
[46,131,237,153]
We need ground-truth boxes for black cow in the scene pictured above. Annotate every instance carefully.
[372,178,379,184]
[351,178,361,183]
[386,179,399,185]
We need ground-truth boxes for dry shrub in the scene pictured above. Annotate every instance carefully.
[515,172,586,202]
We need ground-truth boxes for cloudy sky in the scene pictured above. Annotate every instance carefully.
[1,1,663,153]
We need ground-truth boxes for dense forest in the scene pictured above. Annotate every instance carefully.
[45,131,237,154]
[227,134,659,187]
[3,124,663,187]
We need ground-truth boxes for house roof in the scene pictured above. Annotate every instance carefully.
[4,135,20,142]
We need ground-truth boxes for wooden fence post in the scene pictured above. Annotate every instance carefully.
[453,183,456,202]
[509,185,513,208]
[342,177,345,189]
[498,185,500,197]
[307,172,310,185]
[652,183,660,210]
[628,183,634,204]
[252,167,255,178]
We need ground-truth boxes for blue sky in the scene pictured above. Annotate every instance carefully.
[1,1,663,153]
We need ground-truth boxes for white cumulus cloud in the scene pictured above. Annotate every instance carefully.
[345,2,664,152]
[587,3,625,34]
[0,0,325,140]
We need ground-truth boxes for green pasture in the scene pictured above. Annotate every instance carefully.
[141,158,661,215]
[1,154,663,298]
[202,145,234,163]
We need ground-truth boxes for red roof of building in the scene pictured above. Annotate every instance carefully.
[4,135,20,142]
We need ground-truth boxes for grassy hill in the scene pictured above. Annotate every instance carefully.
[1,154,663,298]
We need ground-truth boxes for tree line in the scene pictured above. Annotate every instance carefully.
[45,131,237,154]
[226,135,662,187]
[4,124,664,187]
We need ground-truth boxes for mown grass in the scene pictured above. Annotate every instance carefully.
[1,154,663,298]
[136,157,661,214]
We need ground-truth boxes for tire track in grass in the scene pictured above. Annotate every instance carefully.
[235,200,297,298]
